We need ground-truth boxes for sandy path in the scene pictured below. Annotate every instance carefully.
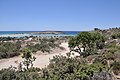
[0,42,69,70]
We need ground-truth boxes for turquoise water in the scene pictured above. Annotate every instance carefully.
[0,31,80,37]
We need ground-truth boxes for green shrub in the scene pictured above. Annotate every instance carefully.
[0,42,21,59]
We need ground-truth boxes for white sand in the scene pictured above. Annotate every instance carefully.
[0,34,30,37]
[0,42,69,70]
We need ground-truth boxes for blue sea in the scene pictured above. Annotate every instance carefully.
[0,31,80,37]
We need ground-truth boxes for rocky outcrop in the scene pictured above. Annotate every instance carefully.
[92,71,114,80]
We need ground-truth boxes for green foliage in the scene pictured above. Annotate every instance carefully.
[103,41,120,60]
[110,61,120,75]
[0,42,21,59]
[111,32,120,39]
[81,48,97,57]
[68,32,105,57]
[106,41,120,50]
[39,55,108,80]
[0,37,15,41]
[0,67,16,80]
[27,38,60,53]
[68,37,77,48]
[94,28,101,31]
[0,54,110,80]
[0,29,119,80]
[0,67,41,80]
[76,63,107,80]
[22,48,36,70]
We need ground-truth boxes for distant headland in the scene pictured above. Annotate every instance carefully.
[30,31,65,34]
[0,31,79,37]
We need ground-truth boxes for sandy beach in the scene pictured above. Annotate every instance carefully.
[0,42,69,70]
[0,34,31,37]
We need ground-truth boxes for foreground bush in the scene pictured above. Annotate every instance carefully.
[0,55,111,80]
[0,67,41,80]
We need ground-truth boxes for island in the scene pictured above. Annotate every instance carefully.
[30,31,65,35]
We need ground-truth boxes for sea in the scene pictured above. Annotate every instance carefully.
[0,31,80,37]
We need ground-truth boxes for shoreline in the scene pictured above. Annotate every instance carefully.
[0,34,75,37]
[0,31,80,37]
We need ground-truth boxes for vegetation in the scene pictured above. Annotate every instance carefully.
[27,38,61,53]
[41,55,109,80]
[0,37,63,59]
[0,42,21,59]
[0,28,120,80]
[111,32,120,39]
[0,54,111,80]
[22,48,36,70]
[0,67,41,80]
[0,37,15,41]
[68,32,105,57]
[110,61,120,75]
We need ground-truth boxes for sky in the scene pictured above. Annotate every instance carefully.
[0,0,120,31]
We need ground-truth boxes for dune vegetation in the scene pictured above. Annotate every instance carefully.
[0,28,120,80]
[0,37,65,59]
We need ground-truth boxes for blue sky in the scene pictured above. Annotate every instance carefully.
[0,0,120,31]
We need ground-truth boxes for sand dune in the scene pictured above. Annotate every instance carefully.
[0,42,69,70]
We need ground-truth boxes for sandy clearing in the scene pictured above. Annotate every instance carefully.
[0,42,69,70]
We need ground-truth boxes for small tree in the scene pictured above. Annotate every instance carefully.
[68,32,105,57]
[22,48,36,70]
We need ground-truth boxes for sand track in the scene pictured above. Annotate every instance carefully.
[0,43,69,70]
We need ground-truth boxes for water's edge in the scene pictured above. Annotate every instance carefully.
[0,31,81,37]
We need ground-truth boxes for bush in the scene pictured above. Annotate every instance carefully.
[111,32,120,39]
[27,38,61,53]
[0,42,21,59]
[0,67,41,80]
[110,61,120,75]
